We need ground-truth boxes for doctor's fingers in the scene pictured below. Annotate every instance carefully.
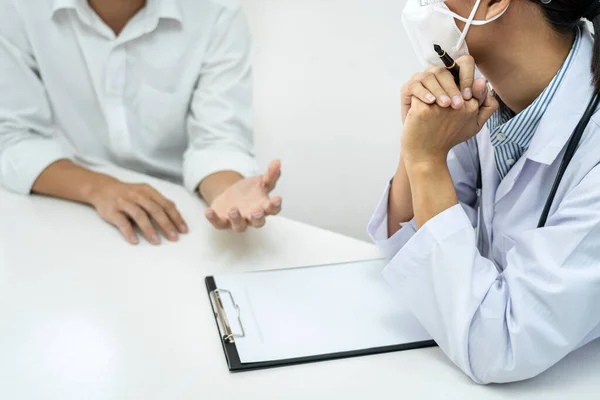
[423,66,464,109]
[401,79,437,114]
[477,91,500,129]
[472,78,489,106]
[401,76,448,122]
[404,72,451,109]
[455,55,476,100]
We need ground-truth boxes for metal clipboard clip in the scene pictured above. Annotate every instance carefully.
[209,289,246,344]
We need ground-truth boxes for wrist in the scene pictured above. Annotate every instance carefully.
[405,159,457,229]
[404,158,451,196]
[404,157,448,177]
[198,171,244,205]
[400,124,449,171]
[81,173,119,206]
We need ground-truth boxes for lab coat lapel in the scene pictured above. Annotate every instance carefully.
[494,24,595,205]
[476,129,500,258]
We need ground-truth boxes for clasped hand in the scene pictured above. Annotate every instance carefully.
[400,56,499,166]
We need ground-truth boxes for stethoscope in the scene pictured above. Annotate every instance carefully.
[475,91,600,249]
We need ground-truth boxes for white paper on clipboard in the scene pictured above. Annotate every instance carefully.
[213,259,431,363]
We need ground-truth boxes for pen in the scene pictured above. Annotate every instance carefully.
[433,44,460,85]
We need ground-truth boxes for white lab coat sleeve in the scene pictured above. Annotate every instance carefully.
[382,164,600,384]
[368,140,479,259]
[0,2,69,194]
[183,5,258,192]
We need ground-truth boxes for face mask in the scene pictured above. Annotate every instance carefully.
[401,0,510,68]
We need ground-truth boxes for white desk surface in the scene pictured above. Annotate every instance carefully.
[1,166,599,400]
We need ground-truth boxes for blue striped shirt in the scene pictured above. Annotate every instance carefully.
[486,27,582,178]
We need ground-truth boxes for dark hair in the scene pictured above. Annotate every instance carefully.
[533,0,600,91]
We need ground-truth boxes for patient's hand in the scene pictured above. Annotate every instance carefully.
[203,160,283,232]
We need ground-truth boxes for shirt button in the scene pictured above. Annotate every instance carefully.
[506,158,515,166]
[497,132,506,141]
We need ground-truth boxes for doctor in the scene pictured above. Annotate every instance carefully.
[369,0,600,383]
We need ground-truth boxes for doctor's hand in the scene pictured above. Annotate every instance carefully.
[203,160,283,232]
[401,94,498,166]
[401,55,489,123]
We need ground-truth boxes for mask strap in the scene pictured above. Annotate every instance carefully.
[433,1,511,26]
[454,0,482,51]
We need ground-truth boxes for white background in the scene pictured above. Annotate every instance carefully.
[245,0,419,240]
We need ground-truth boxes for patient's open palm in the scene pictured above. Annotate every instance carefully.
[205,160,283,232]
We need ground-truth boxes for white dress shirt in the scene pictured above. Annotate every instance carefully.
[369,24,600,383]
[0,0,257,195]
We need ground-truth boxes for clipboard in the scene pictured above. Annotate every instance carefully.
[206,259,437,372]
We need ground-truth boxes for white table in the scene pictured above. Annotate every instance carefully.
[1,166,599,400]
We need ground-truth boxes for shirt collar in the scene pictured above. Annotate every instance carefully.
[147,0,183,24]
[487,26,582,151]
[51,0,78,16]
[51,0,183,24]
[526,22,595,165]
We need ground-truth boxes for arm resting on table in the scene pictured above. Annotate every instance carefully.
[382,164,600,384]
[32,159,118,205]
[0,3,68,194]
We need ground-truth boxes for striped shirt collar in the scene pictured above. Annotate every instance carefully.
[486,27,582,177]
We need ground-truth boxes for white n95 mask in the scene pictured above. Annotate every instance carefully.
[402,0,510,68]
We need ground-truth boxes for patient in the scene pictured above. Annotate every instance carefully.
[0,0,282,245]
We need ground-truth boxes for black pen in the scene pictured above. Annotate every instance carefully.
[433,44,460,85]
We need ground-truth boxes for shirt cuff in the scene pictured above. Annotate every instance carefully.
[182,148,259,193]
[367,181,418,260]
[0,138,69,195]
[382,204,473,287]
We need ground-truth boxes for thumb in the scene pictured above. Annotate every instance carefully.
[262,159,281,192]
[472,77,488,106]
[477,92,499,129]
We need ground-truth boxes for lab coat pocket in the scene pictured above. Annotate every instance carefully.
[137,83,189,150]
[500,234,517,268]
